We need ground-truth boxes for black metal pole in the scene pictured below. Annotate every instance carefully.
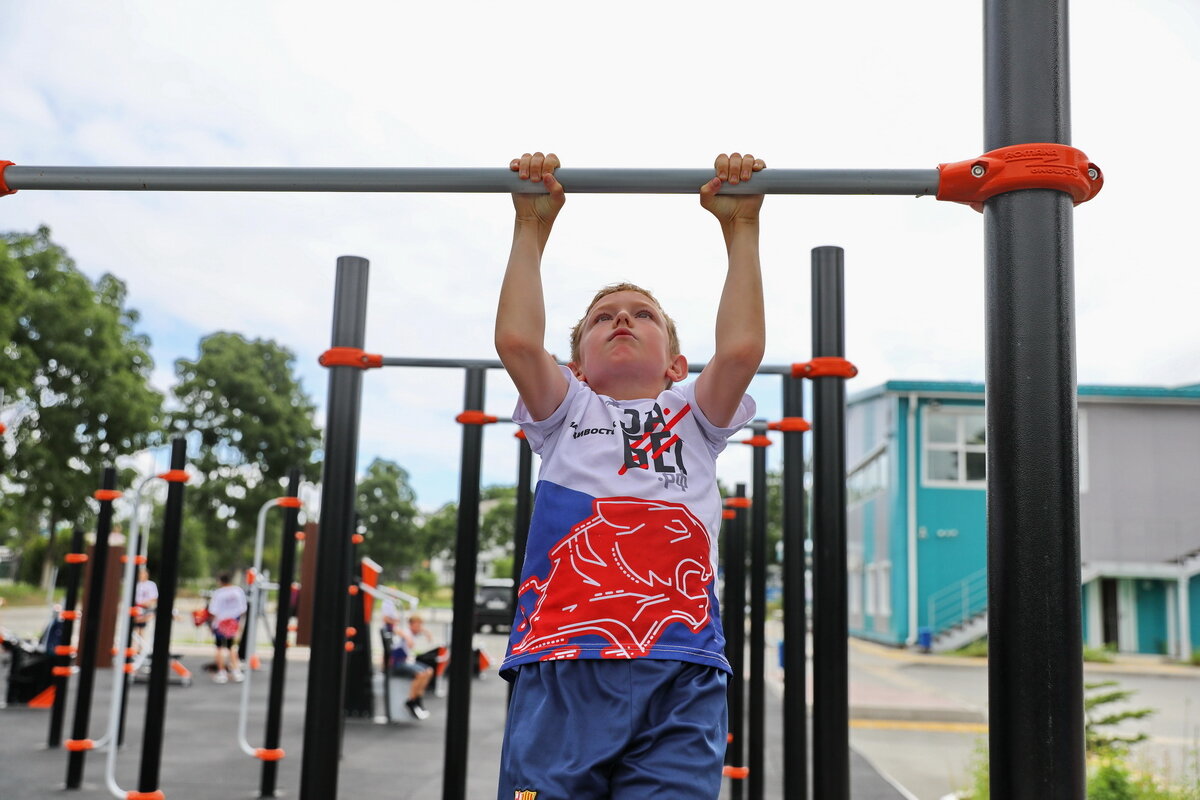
[811,246,850,800]
[260,467,302,798]
[984,2,1085,797]
[66,467,116,788]
[118,527,143,746]
[300,255,370,800]
[748,426,769,800]
[136,437,187,794]
[508,432,533,707]
[780,376,808,800]
[443,366,487,800]
[725,485,748,800]
[48,527,85,748]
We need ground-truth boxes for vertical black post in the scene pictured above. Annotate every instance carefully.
[66,467,116,788]
[984,1,1085,797]
[811,246,850,800]
[300,255,370,800]
[260,467,302,798]
[136,437,187,794]
[725,484,748,800]
[443,366,487,800]
[780,376,808,800]
[48,527,85,748]
[508,432,533,706]
[748,425,768,800]
[118,527,143,746]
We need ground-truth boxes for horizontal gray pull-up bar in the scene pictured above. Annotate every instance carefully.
[379,356,795,375]
[2,165,940,196]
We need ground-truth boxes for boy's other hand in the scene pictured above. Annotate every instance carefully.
[511,151,565,229]
[700,152,766,226]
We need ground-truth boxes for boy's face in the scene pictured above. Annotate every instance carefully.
[571,290,683,391]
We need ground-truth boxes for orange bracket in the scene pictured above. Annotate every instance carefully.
[52,666,74,677]
[55,645,77,656]
[65,738,94,752]
[515,430,527,440]
[938,143,1102,212]
[0,161,14,197]
[94,489,123,502]
[295,530,306,541]
[0,422,6,434]
[277,496,302,508]
[741,435,773,448]
[319,347,383,369]
[793,358,858,379]
[255,748,286,762]
[345,627,357,637]
[65,553,89,565]
[721,509,736,520]
[723,766,750,779]
[456,410,498,425]
[60,610,80,621]
[158,469,190,483]
[351,533,365,545]
[725,497,752,509]
[126,791,166,800]
[768,417,811,433]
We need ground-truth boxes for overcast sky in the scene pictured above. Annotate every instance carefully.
[3,1,1197,512]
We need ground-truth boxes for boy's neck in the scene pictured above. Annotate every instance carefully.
[586,374,669,401]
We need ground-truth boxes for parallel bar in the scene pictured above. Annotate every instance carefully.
[260,468,302,798]
[780,376,808,800]
[300,256,370,800]
[137,436,187,794]
[4,166,940,196]
[117,527,142,746]
[380,356,795,376]
[811,246,850,800]
[725,485,748,800]
[66,467,116,789]
[748,424,769,800]
[984,1,1085,797]
[443,367,487,800]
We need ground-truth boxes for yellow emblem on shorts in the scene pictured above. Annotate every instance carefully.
[514,791,537,800]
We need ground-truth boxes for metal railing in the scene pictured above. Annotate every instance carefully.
[926,568,987,636]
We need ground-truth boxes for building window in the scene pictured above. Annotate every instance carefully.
[847,444,889,507]
[876,561,892,616]
[923,405,986,488]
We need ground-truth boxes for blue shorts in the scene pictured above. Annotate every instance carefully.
[497,659,728,800]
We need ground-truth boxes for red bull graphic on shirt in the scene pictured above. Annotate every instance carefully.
[511,496,713,660]
[500,369,755,677]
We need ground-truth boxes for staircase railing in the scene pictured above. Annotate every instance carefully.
[927,568,988,636]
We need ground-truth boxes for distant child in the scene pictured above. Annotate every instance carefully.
[133,567,158,636]
[494,151,766,799]
[208,571,247,684]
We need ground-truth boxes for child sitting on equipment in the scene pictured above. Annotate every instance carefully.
[494,151,766,799]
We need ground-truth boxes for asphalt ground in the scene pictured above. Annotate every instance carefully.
[0,637,909,800]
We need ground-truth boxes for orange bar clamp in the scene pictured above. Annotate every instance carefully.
[94,489,123,502]
[456,410,498,425]
[0,161,14,196]
[319,347,383,369]
[937,143,1102,212]
[64,553,89,565]
[723,766,750,779]
[65,738,94,751]
[768,417,811,433]
[793,357,858,379]
[255,747,285,761]
[725,497,752,509]
[126,791,166,800]
[740,435,773,448]
[158,469,189,483]
[276,496,302,508]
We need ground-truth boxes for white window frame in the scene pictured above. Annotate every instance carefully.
[922,404,987,489]
[876,560,892,616]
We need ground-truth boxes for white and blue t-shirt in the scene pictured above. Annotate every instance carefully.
[500,368,755,678]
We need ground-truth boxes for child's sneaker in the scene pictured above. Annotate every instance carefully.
[213,671,229,684]
[230,669,245,683]
[405,698,430,720]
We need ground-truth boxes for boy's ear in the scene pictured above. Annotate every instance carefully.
[568,361,586,382]
[666,354,688,383]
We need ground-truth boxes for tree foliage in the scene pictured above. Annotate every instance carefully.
[168,332,321,570]
[355,458,421,580]
[0,227,162,568]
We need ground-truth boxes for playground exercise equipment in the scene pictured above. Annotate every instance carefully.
[357,578,420,725]
[5,4,1101,796]
[234,468,304,798]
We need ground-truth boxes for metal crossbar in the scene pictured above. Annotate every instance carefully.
[3,165,940,196]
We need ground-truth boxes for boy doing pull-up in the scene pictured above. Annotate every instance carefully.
[494,151,767,799]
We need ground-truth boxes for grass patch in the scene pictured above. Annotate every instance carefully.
[949,638,989,658]
[0,582,61,606]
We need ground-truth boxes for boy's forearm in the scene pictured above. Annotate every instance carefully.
[714,220,765,361]
[496,220,551,353]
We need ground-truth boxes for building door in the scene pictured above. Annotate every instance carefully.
[1101,578,1120,648]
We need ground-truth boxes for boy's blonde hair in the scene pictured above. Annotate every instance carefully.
[569,282,680,366]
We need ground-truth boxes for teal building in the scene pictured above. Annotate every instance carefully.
[844,380,1200,657]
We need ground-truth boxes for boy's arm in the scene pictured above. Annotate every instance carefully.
[694,153,767,428]
[495,152,569,422]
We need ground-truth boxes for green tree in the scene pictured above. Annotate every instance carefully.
[355,458,421,580]
[1,227,163,584]
[168,332,321,570]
